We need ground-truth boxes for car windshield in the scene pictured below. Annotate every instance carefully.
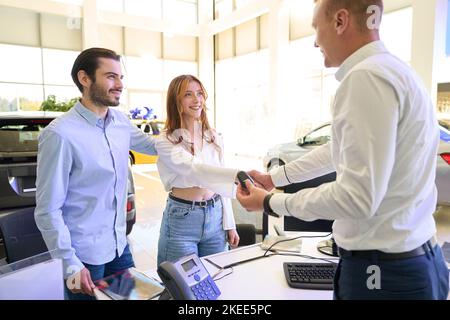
[298,124,331,146]
[0,119,53,153]
[134,120,165,135]
[150,121,164,135]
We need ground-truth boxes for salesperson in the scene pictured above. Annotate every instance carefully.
[237,0,449,299]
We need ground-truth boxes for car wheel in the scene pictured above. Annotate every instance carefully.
[268,158,285,172]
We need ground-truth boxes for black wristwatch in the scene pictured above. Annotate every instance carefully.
[263,193,280,218]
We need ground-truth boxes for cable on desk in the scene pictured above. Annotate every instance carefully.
[273,252,339,265]
[262,232,333,257]
[222,253,275,269]
[207,232,334,272]
[131,267,165,286]
[212,267,234,281]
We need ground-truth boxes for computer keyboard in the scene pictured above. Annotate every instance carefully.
[283,262,337,290]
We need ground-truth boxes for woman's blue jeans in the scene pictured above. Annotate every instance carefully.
[157,196,227,266]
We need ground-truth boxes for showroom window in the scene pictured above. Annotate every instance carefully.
[124,56,164,91]
[122,55,198,120]
[214,15,271,158]
[287,36,338,139]
[214,0,233,20]
[287,7,413,141]
[234,0,251,10]
[215,50,270,158]
[97,0,124,13]
[0,2,199,116]
[42,48,80,102]
[124,0,162,18]
[0,44,43,85]
[380,7,413,64]
[0,44,80,112]
[163,0,198,25]
[0,83,44,112]
[216,5,414,157]
[214,0,253,20]
[98,0,198,24]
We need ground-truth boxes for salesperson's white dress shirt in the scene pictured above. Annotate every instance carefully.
[269,41,439,253]
[155,130,238,230]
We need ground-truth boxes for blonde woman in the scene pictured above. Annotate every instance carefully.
[156,75,240,265]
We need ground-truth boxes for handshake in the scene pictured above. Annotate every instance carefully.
[235,170,277,213]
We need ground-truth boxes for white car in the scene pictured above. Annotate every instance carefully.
[263,121,450,205]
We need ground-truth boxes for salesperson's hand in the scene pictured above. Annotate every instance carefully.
[67,267,96,296]
[236,180,268,212]
[227,229,240,248]
[247,170,275,191]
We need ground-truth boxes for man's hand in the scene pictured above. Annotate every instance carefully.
[67,267,96,296]
[227,229,240,248]
[247,170,275,191]
[236,180,269,212]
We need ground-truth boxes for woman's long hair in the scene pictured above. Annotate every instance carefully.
[165,75,220,155]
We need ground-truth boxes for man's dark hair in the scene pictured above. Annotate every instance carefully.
[71,47,121,93]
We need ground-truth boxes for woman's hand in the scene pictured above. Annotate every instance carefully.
[227,229,240,248]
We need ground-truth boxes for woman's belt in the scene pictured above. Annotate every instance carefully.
[169,193,221,207]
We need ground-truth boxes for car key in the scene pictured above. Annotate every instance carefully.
[237,171,280,217]
[237,171,254,191]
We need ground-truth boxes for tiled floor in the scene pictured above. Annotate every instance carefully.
[127,159,450,273]
[127,164,165,272]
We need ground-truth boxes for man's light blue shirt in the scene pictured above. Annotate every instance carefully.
[35,101,156,275]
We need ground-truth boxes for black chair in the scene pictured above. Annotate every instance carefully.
[262,172,339,256]
[0,207,48,264]
[262,172,336,238]
[235,224,258,246]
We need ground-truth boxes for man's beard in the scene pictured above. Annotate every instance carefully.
[89,82,120,107]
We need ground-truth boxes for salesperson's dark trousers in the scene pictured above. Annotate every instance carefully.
[333,241,449,300]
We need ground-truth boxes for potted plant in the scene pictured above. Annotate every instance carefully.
[40,95,79,112]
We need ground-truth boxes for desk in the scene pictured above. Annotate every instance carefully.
[96,232,334,300]
[134,232,334,300]
[201,233,334,300]
[0,257,64,300]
